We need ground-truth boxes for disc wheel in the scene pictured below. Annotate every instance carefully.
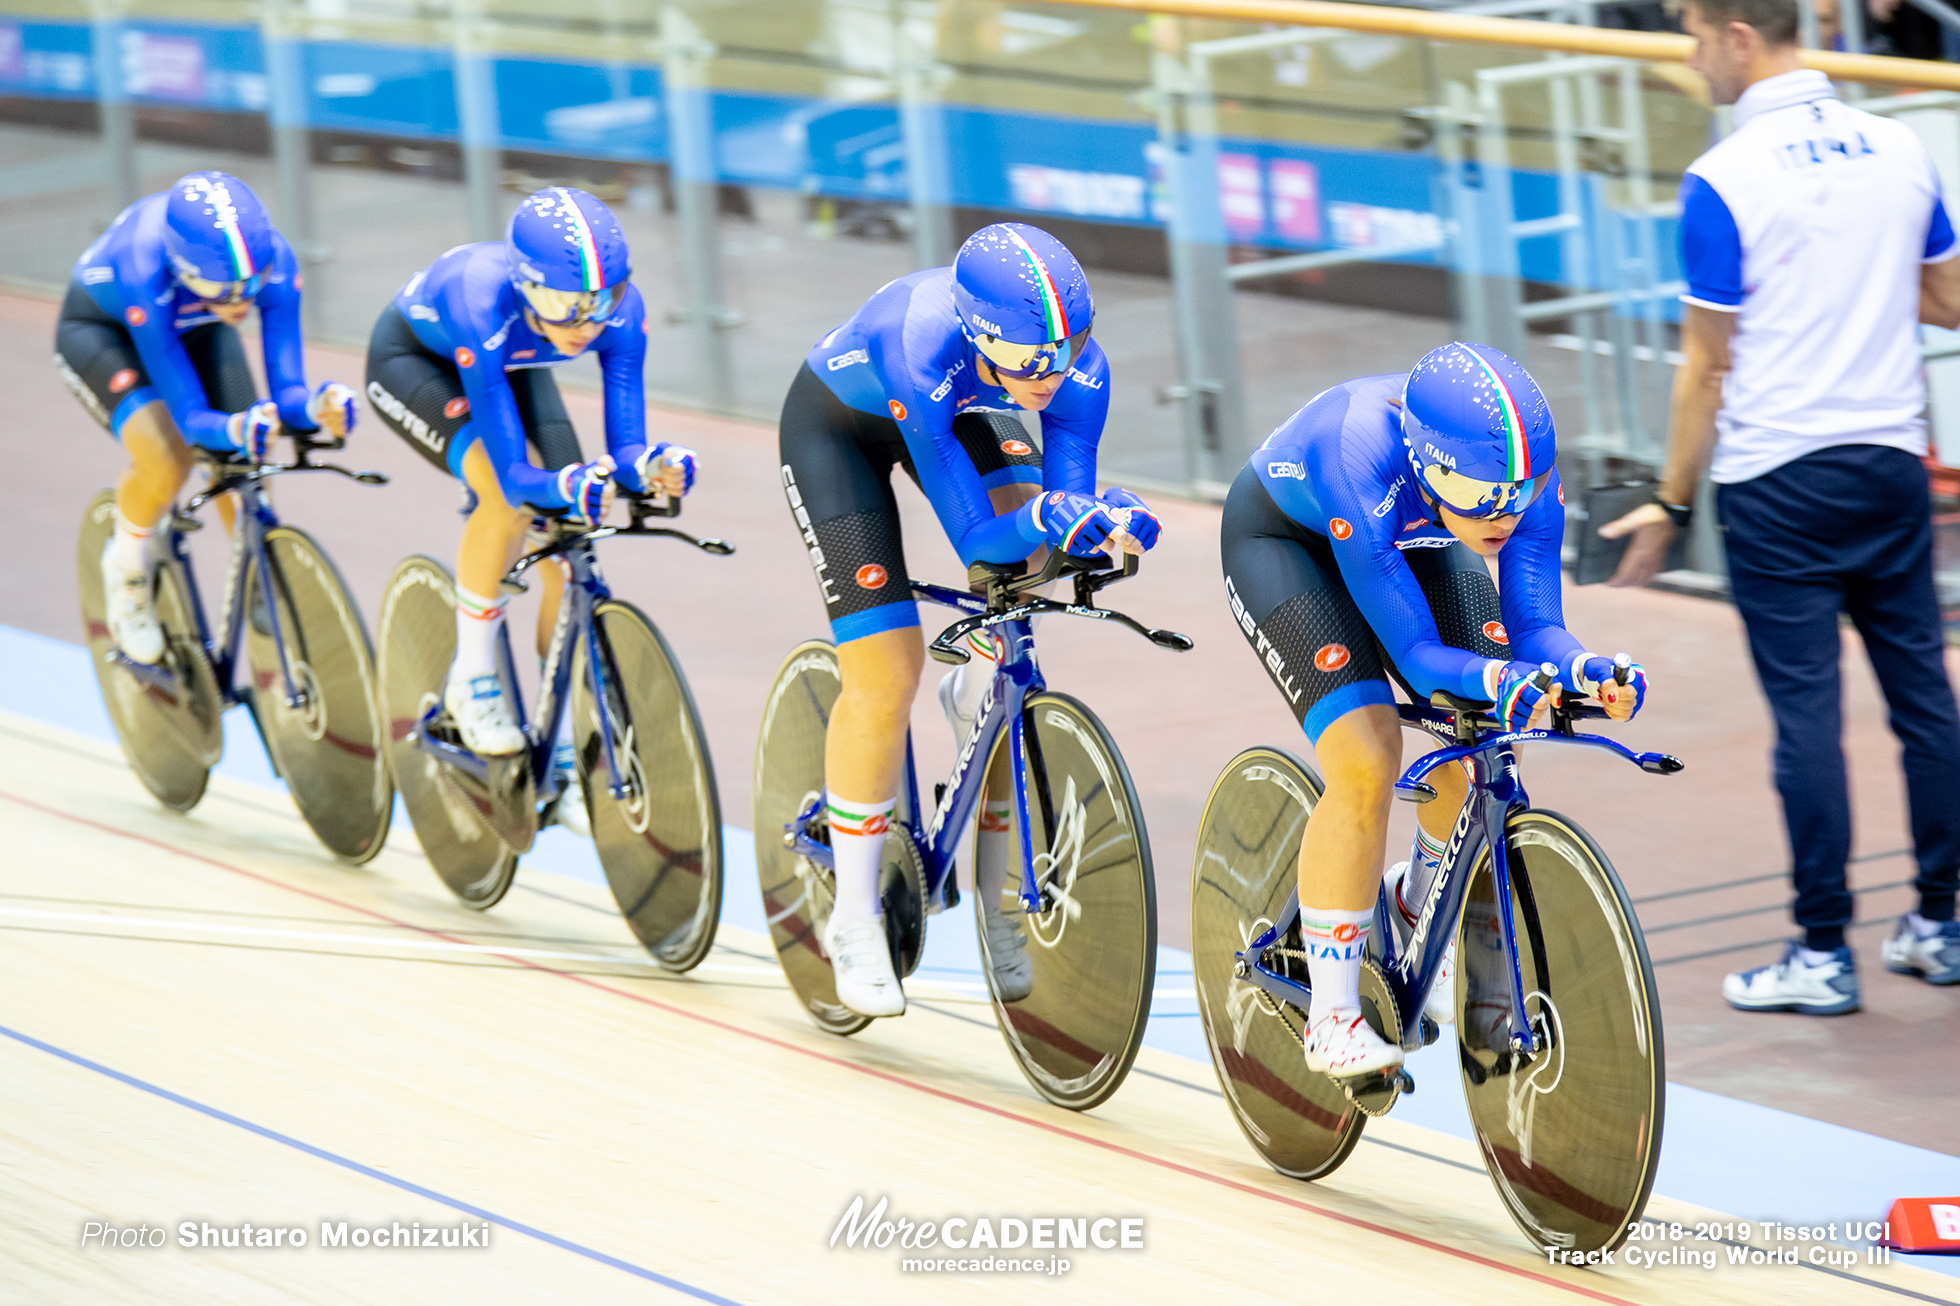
[1459,810,1663,1256]
[571,600,723,973]
[77,490,223,812]
[243,526,392,863]
[981,692,1155,1112]
[1192,746,1367,1179]
[376,555,517,908]
[753,640,871,1035]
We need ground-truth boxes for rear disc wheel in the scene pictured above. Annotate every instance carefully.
[1192,746,1367,1179]
[572,599,723,973]
[376,555,516,908]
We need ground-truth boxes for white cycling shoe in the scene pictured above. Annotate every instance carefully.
[981,896,1034,1002]
[1303,1007,1405,1081]
[546,742,590,836]
[1384,861,1455,1027]
[101,542,165,665]
[443,671,527,756]
[823,914,906,1017]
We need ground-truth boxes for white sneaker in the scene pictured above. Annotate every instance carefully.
[546,742,589,836]
[823,914,906,1017]
[1722,941,1860,1015]
[443,671,527,756]
[1881,914,1960,985]
[1303,1007,1405,1081]
[1384,862,1454,1027]
[981,896,1034,1002]
[101,541,165,665]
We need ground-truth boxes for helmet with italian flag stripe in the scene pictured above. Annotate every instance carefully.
[1401,342,1557,519]
[163,172,275,298]
[952,222,1094,379]
[505,187,631,325]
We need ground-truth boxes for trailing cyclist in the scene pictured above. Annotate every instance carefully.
[364,186,697,835]
[1219,342,1646,1084]
[56,170,357,665]
[782,221,1161,1018]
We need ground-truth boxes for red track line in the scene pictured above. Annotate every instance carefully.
[3,790,1639,1306]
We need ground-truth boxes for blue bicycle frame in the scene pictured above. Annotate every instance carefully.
[111,444,383,725]
[1236,698,1680,1060]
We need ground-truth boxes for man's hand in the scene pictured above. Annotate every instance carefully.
[1597,501,1679,588]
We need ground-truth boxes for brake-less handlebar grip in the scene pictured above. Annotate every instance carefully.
[1613,652,1632,686]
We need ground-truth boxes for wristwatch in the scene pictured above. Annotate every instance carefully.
[1653,494,1693,529]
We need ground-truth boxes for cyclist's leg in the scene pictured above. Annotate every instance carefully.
[509,368,583,661]
[1221,466,1402,1074]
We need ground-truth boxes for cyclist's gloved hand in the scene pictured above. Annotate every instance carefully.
[227,401,281,465]
[307,381,358,443]
[1490,660,1560,733]
[1100,486,1163,552]
[1029,490,1121,558]
[1578,653,1647,720]
[556,457,615,525]
[633,442,698,498]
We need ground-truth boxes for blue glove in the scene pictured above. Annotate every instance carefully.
[226,401,280,464]
[306,381,358,444]
[555,459,615,524]
[1578,653,1648,717]
[1028,490,1120,558]
[1100,486,1163,552]
[633,442,698,497]
[1492,661,1559,733]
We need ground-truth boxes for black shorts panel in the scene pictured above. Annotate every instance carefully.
[55,280,256,433]
[1220,464,1505,736]
[364,303,582,479]
[950,409,1043,484]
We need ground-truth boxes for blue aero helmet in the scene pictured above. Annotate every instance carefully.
[1401,342,1557,518]
[951,223,1094,380]
[164,171,276,303]
[506,187,632,326]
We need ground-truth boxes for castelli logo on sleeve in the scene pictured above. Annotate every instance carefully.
[1483,621,1510,645]
[1556,483,1565,506]
[124,307,147,327]
[855,564,889,590]
[108,369,138,394]
[444,396,470,419]
[1001,439,1032,456]
[1049,492,1066,506]
[1331,922,1360,942]
[454,346,475,368]
[888,400,907,421]
[1328,518,1354,540]
[294,273,304,291]
[1313,643,1351,672]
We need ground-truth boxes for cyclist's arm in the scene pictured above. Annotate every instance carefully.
[121,300,237,451]
[1496,474,1587,688]
[256,240,317,433]
[455,356,567,511]
[1038,346,1109,496]
[594,291,651,491]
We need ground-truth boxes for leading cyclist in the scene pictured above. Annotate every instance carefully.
[783,222,1161,1018]
[1220,342,1648,1083]
[56,171,357,664]
[365,187,697,834]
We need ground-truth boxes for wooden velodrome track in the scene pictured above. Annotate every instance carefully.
[2,712,1950,1305]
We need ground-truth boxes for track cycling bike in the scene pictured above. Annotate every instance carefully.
[77,436,393,860]
[377,494,732,972]
[755,547,1192,1110]
[1191,668,1681,1254]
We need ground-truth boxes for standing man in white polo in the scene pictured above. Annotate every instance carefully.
[1604,0,1960,1013]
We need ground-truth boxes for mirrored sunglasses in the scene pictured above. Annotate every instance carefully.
[1420,465,1552,519]
[972,326,1091,380]
[518,280,623,326]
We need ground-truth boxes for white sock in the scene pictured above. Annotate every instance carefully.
[108,511,153,574]
[453,585,508,681]
[827,792,894,927]
[1909,912,1943,939]
[948,631,1003,725]
[1302,906,1373,1026]
[1797,946,1838,966]
[975,799,1017,914]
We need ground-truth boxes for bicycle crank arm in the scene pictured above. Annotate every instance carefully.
[106,649,182,693]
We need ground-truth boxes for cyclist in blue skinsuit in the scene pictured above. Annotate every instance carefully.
[780,222,1163,1019]
[1219,342,1649,1083]
[56,171,357,665]
[365,187,697,832]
